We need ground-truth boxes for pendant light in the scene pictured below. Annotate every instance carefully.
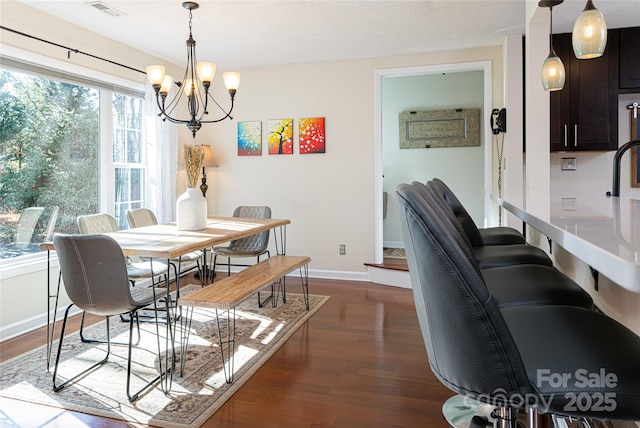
[539,0,565,92]
[572,0,607,59]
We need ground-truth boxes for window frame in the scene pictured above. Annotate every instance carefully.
[0,45,146,279]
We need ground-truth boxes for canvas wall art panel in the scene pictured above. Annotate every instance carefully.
[237,121,262,156]
[268,119,293,155]
[299,117,325,154]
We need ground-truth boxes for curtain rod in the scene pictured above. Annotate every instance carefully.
[0,25,146,75]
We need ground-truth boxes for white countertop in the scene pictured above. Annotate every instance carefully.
[491,192,640,293]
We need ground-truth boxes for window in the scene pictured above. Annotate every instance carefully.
[113,93,145,229]
[0,65,145,261]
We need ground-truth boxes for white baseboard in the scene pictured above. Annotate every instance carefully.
[0,306,83,343]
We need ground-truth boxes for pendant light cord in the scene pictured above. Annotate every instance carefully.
[549,5,554,53]
[495,132,505,225]
[0,25,146,75]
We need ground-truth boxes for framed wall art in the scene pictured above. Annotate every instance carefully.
[299,117,325,154]
[237,121,262,156]
[268,119,293,155]
[399,108,480,149]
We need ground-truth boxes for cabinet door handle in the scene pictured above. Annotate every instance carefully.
[574,124,578,147]
[564,124,568,147]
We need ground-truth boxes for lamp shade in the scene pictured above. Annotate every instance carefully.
[196,62,216,84]
[159,75,173,95]
[146,65,166,86]
[198,145,219,168]
[572,0,607,59]
[541,51,566,91]
[223,72,241,91]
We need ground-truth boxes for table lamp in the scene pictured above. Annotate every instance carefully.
[198,145,219,197]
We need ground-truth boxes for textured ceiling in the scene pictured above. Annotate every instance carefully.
[14,0,640,71]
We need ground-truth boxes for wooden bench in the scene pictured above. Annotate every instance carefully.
[178,254,311,382]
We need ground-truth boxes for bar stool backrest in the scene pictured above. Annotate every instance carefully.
[428,178,485,247]
[396,182,532,406]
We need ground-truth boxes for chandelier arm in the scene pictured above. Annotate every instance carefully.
[199,95,235,123]
[153,85,185,122]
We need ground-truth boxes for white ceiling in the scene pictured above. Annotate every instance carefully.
[16,0,640,72]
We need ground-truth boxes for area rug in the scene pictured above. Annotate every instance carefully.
[383,247,406,259]
[0,285,329,427]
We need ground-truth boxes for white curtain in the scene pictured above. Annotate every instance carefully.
[145,84,178,224]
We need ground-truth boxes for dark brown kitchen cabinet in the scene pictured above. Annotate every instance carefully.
[550,32,619,152]
[619,27,640,92]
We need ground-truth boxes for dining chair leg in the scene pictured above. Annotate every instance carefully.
[81,311,141,346]
[126,296,172,402]
[53,305,111,392]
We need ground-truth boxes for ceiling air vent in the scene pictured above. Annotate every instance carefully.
[85,1,125,17]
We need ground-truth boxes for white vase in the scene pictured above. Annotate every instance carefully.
[176,188,207,230]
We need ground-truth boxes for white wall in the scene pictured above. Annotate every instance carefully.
[381,71,485,248]
[525,1,551,218]
[201,47,504,276]
[503,34,525,230]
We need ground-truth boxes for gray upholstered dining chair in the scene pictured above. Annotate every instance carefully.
[14,207,45,249]
[126,208,204,285]
[52,234,172,402]
[211,206,272,278]
[77,213,168,285]
[42,206,59,242]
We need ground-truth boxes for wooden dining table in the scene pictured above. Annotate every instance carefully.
[40,216,291,372]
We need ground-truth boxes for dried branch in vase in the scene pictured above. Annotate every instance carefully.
[185,145,204,188]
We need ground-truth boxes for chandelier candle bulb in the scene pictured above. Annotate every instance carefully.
[196,62,216,84]
[146,65,166,86]
[223,72,241,92]
[183,78,198,97]
[160,75,173,95]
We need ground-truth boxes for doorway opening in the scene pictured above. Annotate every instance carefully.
[374,61,493,265]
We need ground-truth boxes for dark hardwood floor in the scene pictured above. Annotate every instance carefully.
[0,277,453,428]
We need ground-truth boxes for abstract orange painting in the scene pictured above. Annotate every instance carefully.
[268,119,293,155]
[299,117,325,154]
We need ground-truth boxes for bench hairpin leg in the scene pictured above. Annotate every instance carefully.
[215,308,236,384]
[281,276,287,304]
[300,264,309,310]
[272,278,284,307]
[257,284,275,308]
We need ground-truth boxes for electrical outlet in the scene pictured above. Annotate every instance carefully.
[339,244,346,255]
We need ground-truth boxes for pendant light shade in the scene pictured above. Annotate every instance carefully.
[541,51,566,91]
[539,0,565,91]
[572,0,607,59]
